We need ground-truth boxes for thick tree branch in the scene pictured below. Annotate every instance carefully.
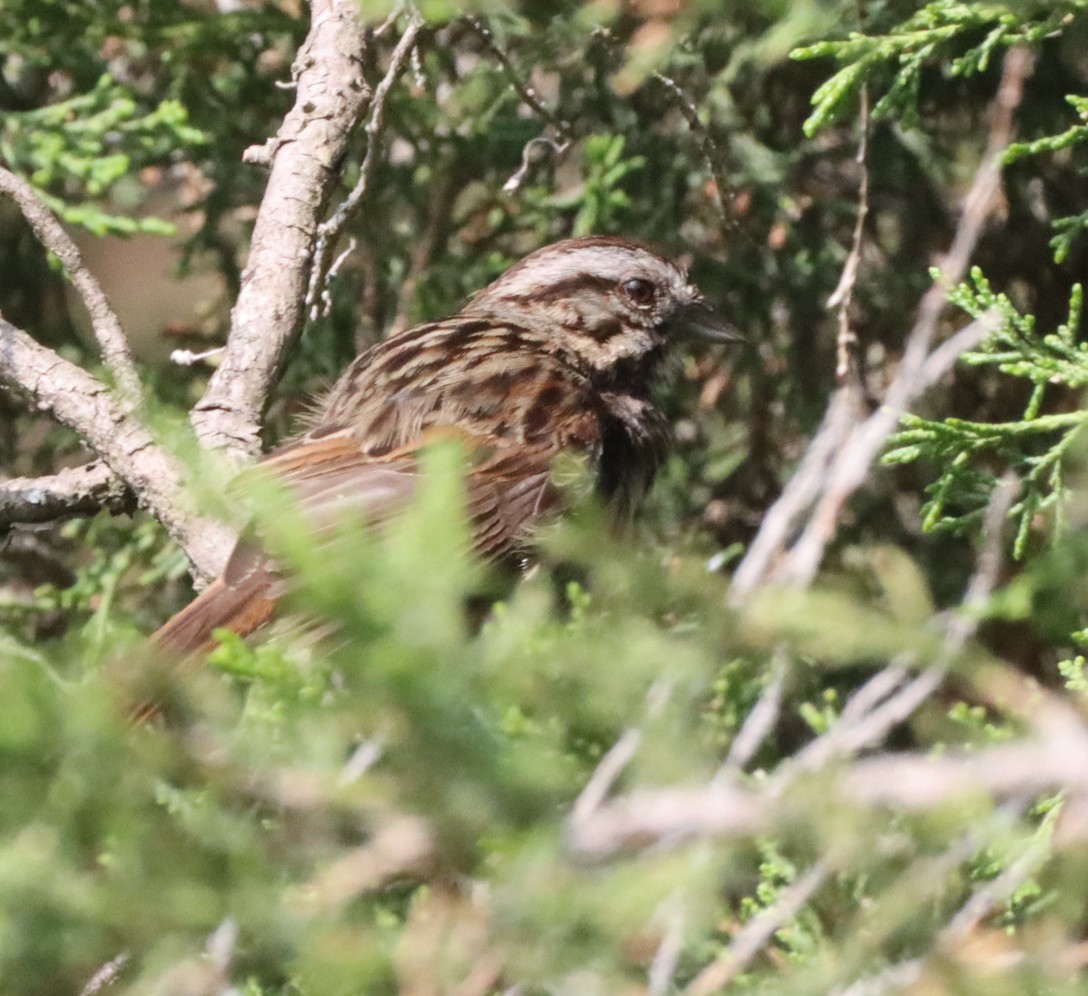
[0,316,235,579]
[190,0,383,461]
[0,462,130,527]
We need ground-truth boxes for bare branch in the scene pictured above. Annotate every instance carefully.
[648,904,685,996]
[0,462,129,527]
[468,17,569,138]
[775,475,1019,784]
[0,167,142,402]
[465,16,571,194]
[655,72,740,232]
[571,679,673,829]
[79,952,130,996]
[190,0,384,461]
[299,816,434,911]
[567,719,1088,860]
[717,645,789,776]
[730,389,860,600]
[306,10,425,318]
[0,316,235,579]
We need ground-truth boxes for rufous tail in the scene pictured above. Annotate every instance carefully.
[151,574,278,655]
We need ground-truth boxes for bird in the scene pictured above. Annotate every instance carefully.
[152,236,738,654]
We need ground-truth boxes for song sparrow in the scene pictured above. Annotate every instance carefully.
[154,236,737,652]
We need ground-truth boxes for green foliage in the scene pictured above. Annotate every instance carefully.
[1007,94,1088,262]
[550,135,647,236]
[792,1,1086,136]
[885,269,1087,557]
[1,75,206,235]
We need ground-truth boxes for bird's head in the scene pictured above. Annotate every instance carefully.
[464,236,740,377]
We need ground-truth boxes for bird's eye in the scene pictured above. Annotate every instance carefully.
[621,277,656,307]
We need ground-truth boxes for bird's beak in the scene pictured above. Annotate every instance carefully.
[679,296,745,345]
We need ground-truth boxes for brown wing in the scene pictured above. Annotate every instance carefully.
[153,433,577,655]
[264,431,565,561]
[153,319,605,655]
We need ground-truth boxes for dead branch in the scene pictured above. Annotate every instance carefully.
[465,17,572,195]
[827,85,870,383]
[771,474,1019,786]
[655,72,740,233]
[306,8,425,318]
[566,717,1088,860]
[190,0,391,462]
[0,316,235,579]
[0,462,129,527]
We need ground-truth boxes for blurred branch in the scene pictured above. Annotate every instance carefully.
[717,644,789,775]
[0,167,142,401]
[190,0,386,461]
[731,46,1033,595]
[567,709,1088,859]
[0,462,130,528]
[299,816,434,911]
[571,679,673,829]
[306,8,425,319]
[773,475,1018,785]
[79,952,129,996]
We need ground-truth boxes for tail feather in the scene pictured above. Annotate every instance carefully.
[152,574,278,655]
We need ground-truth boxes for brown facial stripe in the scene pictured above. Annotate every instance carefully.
[583,315,624,342]
[500,273,615,306]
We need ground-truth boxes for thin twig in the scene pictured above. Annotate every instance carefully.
[467,17,568,137]
[828,85,870,383]
[571,728,644,827]
[0,462,130,527]
[717,645,790,776]
[571,679,673,827]
[0,167,141,401]
[465,16,572,194]
[655,72,739,232]
[306,10,425,316]
[170,345,226,367]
